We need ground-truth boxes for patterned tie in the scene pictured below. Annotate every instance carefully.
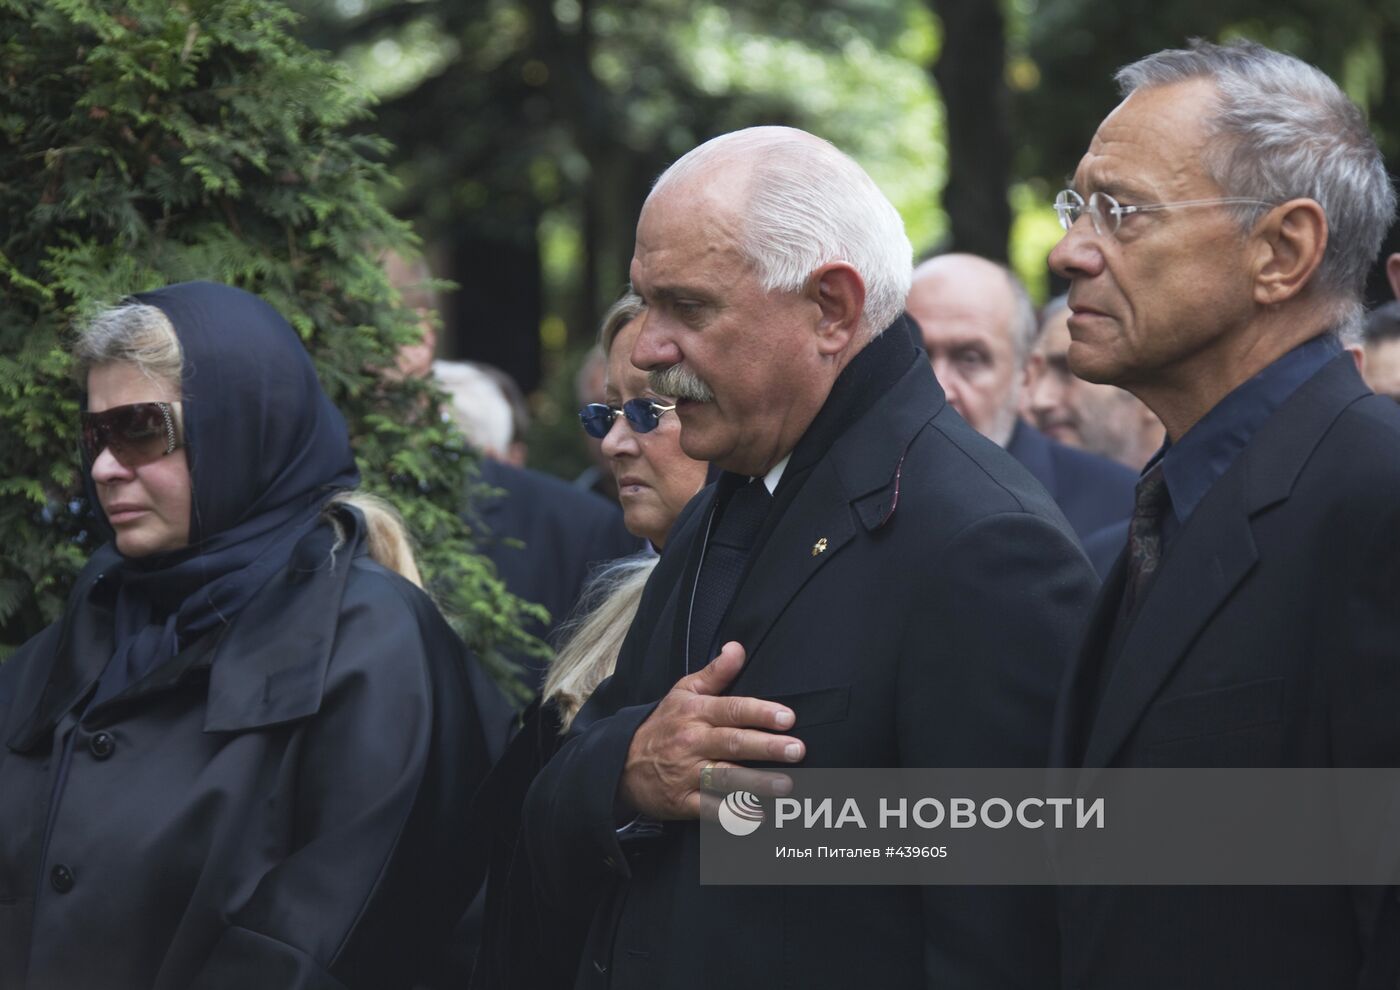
[1125,460,1171,613]
[687,478,772,670]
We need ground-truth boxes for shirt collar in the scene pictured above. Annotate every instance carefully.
[1156,333,1341,528]
[760,454,791,494]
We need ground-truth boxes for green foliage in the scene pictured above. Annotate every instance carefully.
[292,0,944,477]
[0,0,545,693]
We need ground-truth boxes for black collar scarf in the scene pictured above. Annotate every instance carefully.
[85,280,359,706]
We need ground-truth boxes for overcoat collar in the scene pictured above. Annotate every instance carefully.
[1058,354,1371,772]
[662,316,944,683]
[6,511,363,751]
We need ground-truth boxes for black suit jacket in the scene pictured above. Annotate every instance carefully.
[1007,420,1137,544]
[1050,354,1400,989]
[469,459,642,682]
[1081,519,1128,579]
[524,325,1099,989]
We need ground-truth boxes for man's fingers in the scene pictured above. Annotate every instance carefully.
[685,641,747,696]
[687,765,797,820]
[675,643,796,731]
[704,725,805,764]
[698,762,793,798]
[703,691,795,733]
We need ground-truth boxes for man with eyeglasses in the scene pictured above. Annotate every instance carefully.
[523,126,1097,989]
[1047,39,1400,989]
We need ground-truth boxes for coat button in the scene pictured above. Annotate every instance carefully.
[51,864,75,893]
[89,732,115,760]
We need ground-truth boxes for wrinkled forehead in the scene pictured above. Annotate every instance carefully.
[1074,79,1219,197]
[631,176,754,291]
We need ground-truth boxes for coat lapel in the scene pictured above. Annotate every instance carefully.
[719,457,858,678]
[719,357,940,690]
[1075,353,1371,771]
[1050,550,1128,769]
[1079,466,1258,769]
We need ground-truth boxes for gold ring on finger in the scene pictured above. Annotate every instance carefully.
[700,762,716,791]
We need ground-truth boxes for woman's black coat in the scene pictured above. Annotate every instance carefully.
[0,515,499,989]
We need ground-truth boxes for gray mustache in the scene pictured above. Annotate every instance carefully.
[648,365,714,403]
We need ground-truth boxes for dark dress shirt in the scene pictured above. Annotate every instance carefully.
[1153,333,1342,550]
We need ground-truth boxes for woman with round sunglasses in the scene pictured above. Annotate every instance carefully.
[0,281,503,989]
[471,291,708,990]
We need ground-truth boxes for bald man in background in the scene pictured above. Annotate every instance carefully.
[906,253,1136,542]
[1358,301,1400,401]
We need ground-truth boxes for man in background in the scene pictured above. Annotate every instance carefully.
[1357,301,1400,401]
[384,257,641,685]
[906,253,1136,541]
[434,359,641,684]
[1027,295,1164,470]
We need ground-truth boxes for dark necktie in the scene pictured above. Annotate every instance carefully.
[1125,461,1171,613]
[687,479,772,670]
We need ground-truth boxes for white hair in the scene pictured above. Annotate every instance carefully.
[1116,38,1395,330]
[432,359,514,456]
[651,126,913,337]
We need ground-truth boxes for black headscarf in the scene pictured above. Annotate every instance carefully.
[86,281,359,704]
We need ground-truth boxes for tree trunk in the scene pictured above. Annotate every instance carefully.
[930,0,1012,262]
[445,224,545,394]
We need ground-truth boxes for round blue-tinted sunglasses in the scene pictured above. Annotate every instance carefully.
[579,398,676,439]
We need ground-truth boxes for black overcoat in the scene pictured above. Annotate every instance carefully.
[0,515,500,989]
[523,326,1100,989]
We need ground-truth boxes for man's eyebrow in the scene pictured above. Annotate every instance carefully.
[1080,176,1153,202]
[644,284,710,303]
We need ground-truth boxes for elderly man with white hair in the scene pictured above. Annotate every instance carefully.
[523,126,1097,989]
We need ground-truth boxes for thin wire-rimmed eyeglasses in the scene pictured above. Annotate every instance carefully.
[579,398,677,439]
[1054,188,1276,237]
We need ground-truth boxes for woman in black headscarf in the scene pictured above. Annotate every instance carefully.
[0,281,504,989]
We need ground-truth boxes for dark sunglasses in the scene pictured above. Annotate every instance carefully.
[578,398,676,439]
[80,401,184,467]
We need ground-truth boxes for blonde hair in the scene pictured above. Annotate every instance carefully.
[72,303,183,388]
[326,492,424,587]
[543,555,657,731]
[599,291,644,353]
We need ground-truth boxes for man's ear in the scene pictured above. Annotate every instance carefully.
[808,263,866,356]
[1251,198,1327,306]
[1386,253,1400,301]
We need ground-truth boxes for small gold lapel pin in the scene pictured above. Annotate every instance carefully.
[811,537,828,556]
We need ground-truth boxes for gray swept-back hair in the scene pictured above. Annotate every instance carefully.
[1116,39,1396,331]
[651,126,913,337]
